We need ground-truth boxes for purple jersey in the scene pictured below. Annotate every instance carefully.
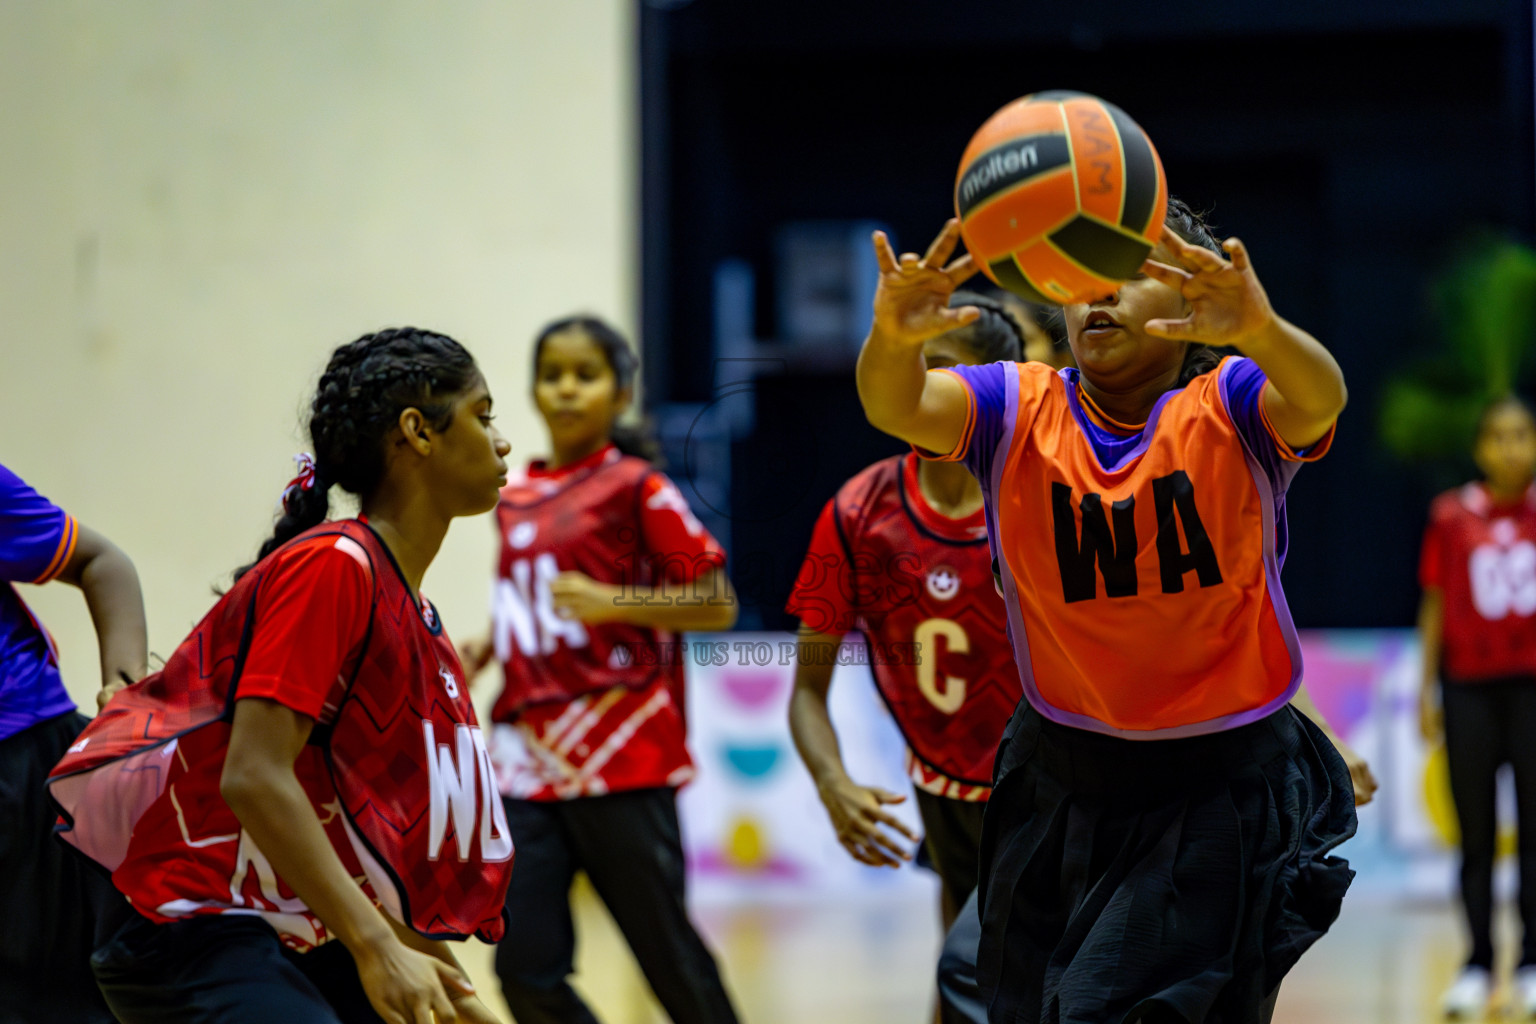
[0,463,79,738]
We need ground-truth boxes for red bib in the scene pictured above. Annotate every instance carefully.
[48,521,512,943]
[492,451,685,718]
[788,455,1020,789]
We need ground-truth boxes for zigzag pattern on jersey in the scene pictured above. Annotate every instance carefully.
[325,562,512,940]
[832,456,1021,788]
[492,452,682,714]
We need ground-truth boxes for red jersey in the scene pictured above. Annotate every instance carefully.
[49,521,512,950]
[1420,482,1536,682]
[488,445,726,801]
[786,454,1020,797]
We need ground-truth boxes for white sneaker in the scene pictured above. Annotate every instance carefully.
[1441,966,1492,1018]
[1516,965,1536,1018]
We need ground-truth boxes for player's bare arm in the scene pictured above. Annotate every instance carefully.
[1140,227,1347,450]
[55,523,148,709]
[1418,586,1445,742]
[550,567,738,631]
[787,624,918,868]
[857,219,982,455]
[221,697,472,1024]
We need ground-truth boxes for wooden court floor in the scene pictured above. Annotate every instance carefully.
[458,883,1519,1023]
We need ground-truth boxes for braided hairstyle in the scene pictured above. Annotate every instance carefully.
[532,315,660,462]
[946,291,1026,363]
[1162,196,1229,386]
[234,327,479,581]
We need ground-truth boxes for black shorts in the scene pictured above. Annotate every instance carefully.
[978,705,1356,1024]
[914,788,986,911]
[92,911,386,1024]
[0,711,120,1024]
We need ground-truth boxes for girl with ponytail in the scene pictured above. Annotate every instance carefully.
[51,328,514,1024]
[459,315,743,1024]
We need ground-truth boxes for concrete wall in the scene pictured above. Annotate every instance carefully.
[1,1,636,711]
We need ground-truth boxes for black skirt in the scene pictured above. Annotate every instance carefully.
[975,704,1357,1024]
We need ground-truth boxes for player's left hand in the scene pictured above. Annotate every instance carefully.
[1331,737,1378,806]
[449,993,504,1024]
[456,635,495,681]
[550,572,621,625]
[1139,227,1279,350]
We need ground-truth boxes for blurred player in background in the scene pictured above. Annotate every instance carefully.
[785,293,1024,1022]
[858,206,1356,1024]
[792,291,1032,1019]
[0,463,145,1024]
[50,328,514,1024]
[461,316,742,1024]
[1420,396,1536,1018]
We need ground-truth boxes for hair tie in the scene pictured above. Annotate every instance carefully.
[279,452,321,512]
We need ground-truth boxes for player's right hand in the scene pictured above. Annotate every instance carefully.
[353,937,472,1024]
[817,775,919,868]
[869,219,980,348]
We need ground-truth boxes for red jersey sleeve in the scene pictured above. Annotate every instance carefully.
[237,536,374,720]
[637,472,726,584]
[784,499,855,636]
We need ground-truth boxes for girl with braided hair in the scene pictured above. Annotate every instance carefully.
[50,328,514,1024]
[457,315,742,1024]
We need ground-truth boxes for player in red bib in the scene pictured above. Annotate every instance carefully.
[1419,396,1536,1017]
[49,328,513,1024]
[459,316,742,1024]
[858,207,1356,1023]
[786,292,1021,911]
[787,293,1024,1024]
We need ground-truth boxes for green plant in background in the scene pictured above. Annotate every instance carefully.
[1379,235,1536,465]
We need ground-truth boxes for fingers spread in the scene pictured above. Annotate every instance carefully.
[843,836,897,867]
[922,218,963,269]
[436,962,476,998]
[944,252,979,285]
[872,231,899,275]
[429,982,458,1024]
[1160,227,1227,273]
[1223,236,1252,272]
[1139,259,1190,290]
[1143,317,1195,340]
[865,828,912,862]
[868,808,919,843]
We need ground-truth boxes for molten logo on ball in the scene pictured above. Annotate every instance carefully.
[954,90,1167,306]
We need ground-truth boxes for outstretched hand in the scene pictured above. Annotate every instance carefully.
[1140,227,1279,349]
[816,775,919,868]
[870,219,982,347]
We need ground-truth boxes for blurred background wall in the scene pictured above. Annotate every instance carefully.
[0,0,635,708]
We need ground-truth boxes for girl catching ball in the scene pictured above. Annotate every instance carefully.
[857,202,1358,1023]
